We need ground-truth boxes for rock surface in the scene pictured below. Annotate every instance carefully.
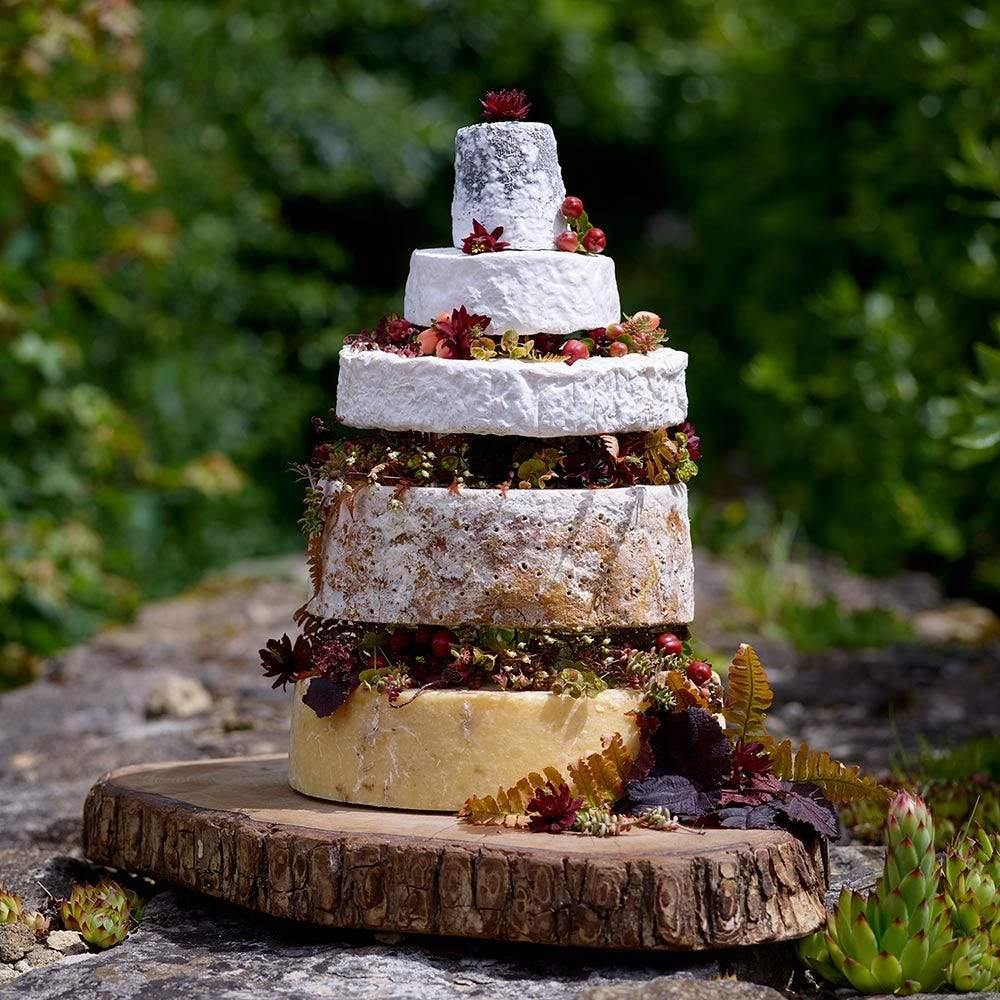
[1,555,997,997]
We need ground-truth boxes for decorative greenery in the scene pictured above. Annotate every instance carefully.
[800,791,956,994]
[801,794,1000,994]
[457,644,885,838]
[265,616,717,715]
[59,880,143,951]
[297,423,701,522]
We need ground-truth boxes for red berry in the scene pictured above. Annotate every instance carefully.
[387,629,411,656]
[582,227,607,253]
[608,342,628,358]
[555,231,579,253]
[655,632,683,656]
[561,195,584,220]
[413,625,434,648]
[561,339,590,364]
[686,660,713,685]
[605,322,625,341]
[430,629,454,659]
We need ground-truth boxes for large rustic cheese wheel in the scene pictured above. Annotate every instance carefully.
[450,121,566,250]
[288,683,645,811]
[307,483,694,628]
[335,346,688,438]
[403,247,620,335]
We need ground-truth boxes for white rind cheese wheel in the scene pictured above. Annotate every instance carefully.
[403,247,620,335]
[335,345,688,438]
[307,483,694,628]
[288,684,644,811]
[451,122,566,251]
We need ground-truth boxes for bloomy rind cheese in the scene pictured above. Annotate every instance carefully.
[335,345,688,438]
[306,483,695,628]
[403,247,620,335]
[288,684,645,811]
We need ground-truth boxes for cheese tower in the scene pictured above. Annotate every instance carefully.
[283,93,698,812]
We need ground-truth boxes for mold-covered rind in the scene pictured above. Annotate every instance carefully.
[306,484,695,628]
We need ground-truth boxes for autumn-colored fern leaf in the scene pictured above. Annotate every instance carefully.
[567,732,634,808]
[665,670,710,710]
[769,739,892,803]
[722,643,774,745]
[460,767,564,825]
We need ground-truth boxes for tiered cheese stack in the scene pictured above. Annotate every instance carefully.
[288,109,694,812]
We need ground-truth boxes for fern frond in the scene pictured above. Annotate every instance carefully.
[723,643,774,744]
[769,739,892,803]
[567,732,633,807]
[459,770,565,825]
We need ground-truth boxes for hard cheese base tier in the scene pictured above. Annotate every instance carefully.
[83,755,828,951]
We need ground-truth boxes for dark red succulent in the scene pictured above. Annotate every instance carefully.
[480,88,531,122]
[461,219,510,255]
[432,306,491,360]
[311,443,332,466]
[677,421,701,460]
[526,782,583,833]
[259,633,314,690]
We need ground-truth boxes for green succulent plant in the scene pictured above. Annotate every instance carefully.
[0,885,24,925]
[59,880,143,950]
[800,791,957,994]
[943,827,1000,992]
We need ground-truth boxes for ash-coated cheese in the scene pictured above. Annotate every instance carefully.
[451,122,567,250]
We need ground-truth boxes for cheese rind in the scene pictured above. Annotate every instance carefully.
[288,684,645,811]
[451,122,567,250]
[403,247,620,335]
[307,483,695,628]
[335,345,689,438]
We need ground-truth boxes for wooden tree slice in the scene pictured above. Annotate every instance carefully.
[83,755,828,952]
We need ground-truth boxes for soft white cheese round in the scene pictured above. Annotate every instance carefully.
[335,345,688,438]
[306,483,695,628]
[403,247,620,336]
[451,121,567,250]
[288,685,645,811]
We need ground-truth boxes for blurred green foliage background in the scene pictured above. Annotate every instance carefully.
[2,0,999,685]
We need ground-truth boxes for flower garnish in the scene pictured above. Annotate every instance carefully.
[461,219,510,255]
[480,88,530,122]
[417,305,491,360]
[259,633,314,690]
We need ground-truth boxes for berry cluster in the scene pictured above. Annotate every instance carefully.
[555,195,607,255]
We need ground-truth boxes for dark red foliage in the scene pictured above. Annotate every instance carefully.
[433,306,490,360]
[526,782,583,833]
[648,708,733,790]
[344,314,419,355]
[461,219,510,255]
[560,435,643,488]
[480,88,531,122]
[677,420,701,460]
[259,633,314,690]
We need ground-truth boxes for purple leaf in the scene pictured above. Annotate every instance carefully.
[649,708,732,789]
[619,774,721,819]
[716,802,782,830]
[775,783,840,839]
[301,676,357,718]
